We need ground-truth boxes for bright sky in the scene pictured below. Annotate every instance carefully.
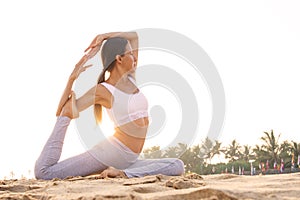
[0,0,300,179]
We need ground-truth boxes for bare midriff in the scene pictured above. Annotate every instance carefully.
[113,117,149,153]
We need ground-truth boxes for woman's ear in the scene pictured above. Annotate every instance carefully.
[115,55,122,64]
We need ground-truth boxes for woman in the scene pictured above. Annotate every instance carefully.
[34,32,185,180]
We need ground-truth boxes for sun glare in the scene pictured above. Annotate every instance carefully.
[100,110,115,137]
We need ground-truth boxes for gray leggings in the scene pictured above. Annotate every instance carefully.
[35,117,185,180]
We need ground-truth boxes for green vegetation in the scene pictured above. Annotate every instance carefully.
[142,130,300,175]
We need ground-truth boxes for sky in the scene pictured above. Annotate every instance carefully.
[0,0,300,179]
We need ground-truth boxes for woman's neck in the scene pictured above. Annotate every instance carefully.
[107,74,129,85]
[107,67,134,85]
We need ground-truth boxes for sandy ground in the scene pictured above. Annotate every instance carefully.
[0,172,299,200]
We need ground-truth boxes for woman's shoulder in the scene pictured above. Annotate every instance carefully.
[95,83,114,108]
[98,82,115,93]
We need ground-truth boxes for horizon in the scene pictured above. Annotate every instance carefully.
[1,129,298,180]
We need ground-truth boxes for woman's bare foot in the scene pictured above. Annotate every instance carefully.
[98,167,128,179]
[60,91,79,119]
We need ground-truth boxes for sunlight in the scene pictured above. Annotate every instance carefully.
[100,110,115,137]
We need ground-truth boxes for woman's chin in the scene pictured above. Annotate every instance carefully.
[130,67,136,72]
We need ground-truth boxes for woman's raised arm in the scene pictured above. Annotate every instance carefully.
[55,55,92,116]
[85,32,139,63]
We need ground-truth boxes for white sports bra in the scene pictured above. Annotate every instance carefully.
[100,77,148,127]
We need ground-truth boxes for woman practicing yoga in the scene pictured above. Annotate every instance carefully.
[35,32,185,180]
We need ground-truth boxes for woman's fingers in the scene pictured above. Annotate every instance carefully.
[85,42,101,54]
[75,64,93,78]
[84,36,97,52]
[84,34,104,52]
[84,46,92,53]
[80,64,93,73]
[70,58,92,80]
[84,64,93,69]
[75,55,88,68]
[86,46,100,59]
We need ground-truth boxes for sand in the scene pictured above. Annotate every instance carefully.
[0,172,299,200]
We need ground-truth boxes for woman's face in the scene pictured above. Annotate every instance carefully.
[121,43,137,73]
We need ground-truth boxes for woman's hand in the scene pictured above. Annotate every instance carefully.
[84,34,107,53]
[69,55,93,81]
[56,55,92,116]
[84,32,138,58]
[86,44,101,60]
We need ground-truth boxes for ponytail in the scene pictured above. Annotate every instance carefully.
[94,61,116,124]
[94,69,106,124]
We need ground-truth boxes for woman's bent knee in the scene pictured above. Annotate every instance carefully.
[34,168,47,180]
[34,162,52,180]
[173,158,185,175]
[165,158,185,176]
[34,168,58,180]
[34,167,47,180]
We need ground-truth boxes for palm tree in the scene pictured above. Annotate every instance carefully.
[198,138,223,165]
[210,140,223,163]
[178,144,203,173]
[291,141,300,155]
[224,139,241,162]
[260,130,280,164]
[241,145,255,162]
[253,144,269,161]
[199,137,213,164]
[279,140,293,162]
[291,141,300,166]
[180,145,198,172]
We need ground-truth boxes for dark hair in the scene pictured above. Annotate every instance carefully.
[94,37,128,124]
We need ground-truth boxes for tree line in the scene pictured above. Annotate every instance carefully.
[141,130,300,175]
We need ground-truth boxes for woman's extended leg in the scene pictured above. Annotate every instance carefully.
[34,93,108,180]
[123,158,185,178]
[34,116,108,180]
